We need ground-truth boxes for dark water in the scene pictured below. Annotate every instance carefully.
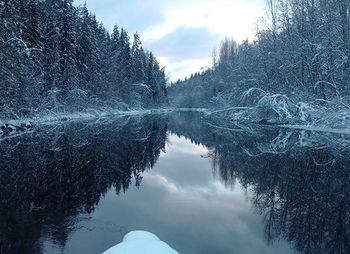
[1,112,349,254]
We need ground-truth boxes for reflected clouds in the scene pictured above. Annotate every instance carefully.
[162,134,208,156]
[82,133,293,254]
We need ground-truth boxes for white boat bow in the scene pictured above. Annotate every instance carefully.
[102,231,179,254]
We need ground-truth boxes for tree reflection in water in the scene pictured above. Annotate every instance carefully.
[169,112,350,254]
[0,115,168,254]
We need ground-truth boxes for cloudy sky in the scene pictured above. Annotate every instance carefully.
[73,0,266,81]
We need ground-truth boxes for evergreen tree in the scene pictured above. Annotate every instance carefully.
[118,28,132,100]
[131,33,145,83]
[0,0,30,115]
[23,0,42,49]
[59,0,76,100]
[146,52,155,104]
[41,3,60,91]
[76,3,99,92]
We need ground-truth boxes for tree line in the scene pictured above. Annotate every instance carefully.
[169,0,350,109]
[0,0,167,118]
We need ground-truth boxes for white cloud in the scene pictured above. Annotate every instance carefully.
[158,56,212,82]
[141,0,264,43]
[140,0,264,81]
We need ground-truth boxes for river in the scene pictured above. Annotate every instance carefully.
[1,112,349,254]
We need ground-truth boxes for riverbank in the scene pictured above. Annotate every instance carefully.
[0,108,209,139]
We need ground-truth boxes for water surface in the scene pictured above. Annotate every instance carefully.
[1,112,349,254]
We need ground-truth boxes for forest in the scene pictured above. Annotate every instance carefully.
[169,0,350,127]
[3,0,350,130]
[0,0,167,119]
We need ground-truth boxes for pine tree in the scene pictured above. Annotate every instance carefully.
[76,3,99,91]
[107,25,121,97]
[23,0,42,49]
[23,0,45,108]
[118,28,132,100]
[131,33,145,83]
[59,0,76,100]
[0,0,30,115]
[96,23,112,98]
[146,52,157,105]
[41,4,60,91]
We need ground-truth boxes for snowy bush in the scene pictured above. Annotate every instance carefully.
[231,93,312,124]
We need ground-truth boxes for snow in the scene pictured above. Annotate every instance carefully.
[102,231,179,254]
[278,124,350,135]
[0,108,208,141]
[2,103,350,144]
[0,109,166,128]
